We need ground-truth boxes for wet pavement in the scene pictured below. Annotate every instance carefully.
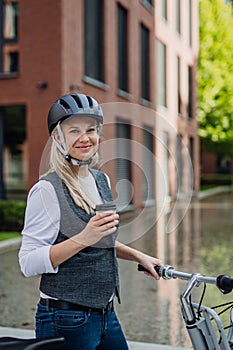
[0,190,233,348]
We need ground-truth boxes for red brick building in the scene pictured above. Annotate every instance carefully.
[0,0,199,211]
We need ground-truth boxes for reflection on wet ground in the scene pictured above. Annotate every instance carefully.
[0,191,233,347]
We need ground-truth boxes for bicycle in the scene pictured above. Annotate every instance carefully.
[138,264,233,350]
[0,336,65,349]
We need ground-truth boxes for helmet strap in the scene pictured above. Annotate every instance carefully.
[65,154,93,166]
[51,123,68,156]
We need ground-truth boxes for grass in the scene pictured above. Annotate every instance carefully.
[200,184,233,191]
[0,232,21,241]
[200,185,219,191]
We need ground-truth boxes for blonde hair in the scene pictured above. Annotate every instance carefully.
[43,127,100,214]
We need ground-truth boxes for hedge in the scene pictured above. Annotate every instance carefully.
[0,200,26,231]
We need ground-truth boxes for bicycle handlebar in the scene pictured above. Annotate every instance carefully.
[216,274,233,293]
[138,264,233,293]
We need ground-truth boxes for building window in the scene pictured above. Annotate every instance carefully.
[3,1,18,40]
[4,49,18,72]
[176,0,181,34]
[189,137,194,190]
[141,0,154,13]
[189,0,192,47]
[156,40,167,107]
[162,0,168,21]
[116,120,132,211]
[143,126,155,204]
[140,24,150,102]
[176,134,183,196]
[84,0,104,83]
[0,0,19,74]
[177,56,181,116]
[162,131,170,197]
[187,65,193,119]
[117,4,128,92]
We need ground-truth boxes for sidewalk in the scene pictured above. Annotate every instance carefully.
[0,326,191,350]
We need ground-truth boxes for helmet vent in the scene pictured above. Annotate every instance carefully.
[59,99,71,110]
[71,94,83,108]
[86,95,94,107]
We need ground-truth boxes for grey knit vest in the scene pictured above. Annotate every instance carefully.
[40,170,120,308]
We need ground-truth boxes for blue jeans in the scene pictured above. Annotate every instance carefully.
[35,302,129,350]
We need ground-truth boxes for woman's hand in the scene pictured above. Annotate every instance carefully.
[138,254,163,280]
[76,211,119,248]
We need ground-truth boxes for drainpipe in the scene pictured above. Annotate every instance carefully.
[0,108,5,199]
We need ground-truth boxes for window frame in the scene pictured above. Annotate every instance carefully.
[115,118,133,211]
[176,0,181,35]
[156,40,167,108]
[143,125,155,204]
[84,0,105,84]
[117,3,128,93]
[0,0,19,75]
[162,0,168,21]
[177,56,181,116]
[187,65,193,119]
[140,23,150,103]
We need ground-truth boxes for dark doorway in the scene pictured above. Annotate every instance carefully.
[0,105,26,199]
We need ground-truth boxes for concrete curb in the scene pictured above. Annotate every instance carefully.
[0,236,21,253]
[0,326,34,339]
[0,327,191,350]
[128,340,191,350]
[198,185,233,200]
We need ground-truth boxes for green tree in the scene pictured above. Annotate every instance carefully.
[198,0,233,155]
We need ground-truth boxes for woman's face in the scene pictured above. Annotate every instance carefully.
[60,116,100,161]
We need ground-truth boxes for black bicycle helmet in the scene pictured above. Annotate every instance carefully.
[48,93,103,134]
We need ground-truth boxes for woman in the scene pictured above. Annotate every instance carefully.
[19,93,162,350]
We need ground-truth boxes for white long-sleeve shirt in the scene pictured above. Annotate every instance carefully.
[18,180,60,277]
[19,172,106,278]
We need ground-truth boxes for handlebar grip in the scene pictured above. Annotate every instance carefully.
[216,274,233,293]
[137,264,161,275]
